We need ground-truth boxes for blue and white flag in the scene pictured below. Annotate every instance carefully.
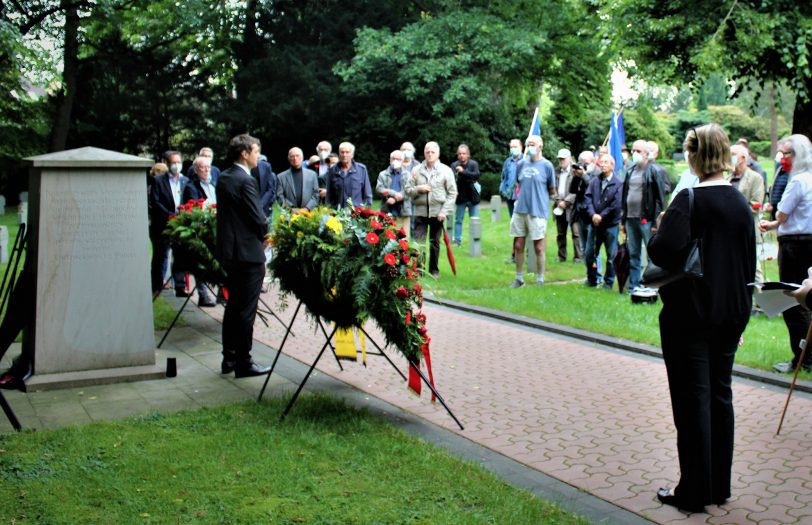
[609,111,625,176]
[528,107,541,138]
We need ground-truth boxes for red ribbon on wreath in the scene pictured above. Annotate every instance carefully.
[407,336,436,402]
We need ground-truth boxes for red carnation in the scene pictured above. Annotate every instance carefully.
[366,232,380,245]
[399,239,409,251]
[197,198,206,206]
[360,208,375,218]
[641,218,648,225]
[384,253,397,266]
[370,219,383,230]
[402,254,410,264]
[210,204,217,209]
[397,228,407,239]
[385,229,397,240]
[752,203,762,210]
[396,286,409,299]
[414,284,422,294]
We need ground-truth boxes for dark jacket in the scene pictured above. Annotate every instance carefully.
[150,172,188,233]
[186,164,220,185]
[182,178,216,204]
[326,161,373,208]
[649,186,755,325]
[570,166,599,221]
[451,159,481,204]
[584,173,623,227]
[251,159,276,218]
[621,163,665,222]
[769,169,790,220]
[215,165,267,265]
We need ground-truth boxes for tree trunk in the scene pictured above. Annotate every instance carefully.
[791,77,812,139]
[49,3,80,152]
[769,83,778,158]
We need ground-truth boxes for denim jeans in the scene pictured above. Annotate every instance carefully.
[626,218,652,290]
[579,214,602,282]
[585,224,618,286]
[454,201,479,243]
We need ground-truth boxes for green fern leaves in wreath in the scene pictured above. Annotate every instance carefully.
[269,206,428,363]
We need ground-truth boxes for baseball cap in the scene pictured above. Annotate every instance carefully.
[557,148,571,159]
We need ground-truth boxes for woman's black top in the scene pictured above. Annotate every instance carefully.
[648,185,755,326]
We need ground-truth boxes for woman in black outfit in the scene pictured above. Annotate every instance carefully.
[648,124,755,513]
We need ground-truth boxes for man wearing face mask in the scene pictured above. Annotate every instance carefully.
[150,150,189,297]
[499,139,523,218]
[314,141,332,202]
[646,141,672,197]
[401,141,420,230]
[620,139,665,292]
[553,148,583,263]
[376,150,412,235]
[728,144,766,283]
[766,149,792,220]
[509,135,555,287]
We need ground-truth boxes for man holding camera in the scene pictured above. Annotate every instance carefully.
[553,148,583,263]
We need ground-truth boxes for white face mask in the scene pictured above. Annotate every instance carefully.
[648,152,655,161]
[170,163,182,174]
[402,150,413,161]
[391,160,402,171]
[631,152,643,164]
[525,146,537,157]
[731,155,738,168]
[318,150,329,161]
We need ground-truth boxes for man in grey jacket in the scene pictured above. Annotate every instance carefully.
[403,141,457,277]
[276,147,320,212]
[376,149,412,236]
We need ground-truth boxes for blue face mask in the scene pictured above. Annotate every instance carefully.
[510,148,521,157]
[526,146,537,157]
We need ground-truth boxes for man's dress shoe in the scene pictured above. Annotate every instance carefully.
[234,362,271,378]
[221,361,236,374]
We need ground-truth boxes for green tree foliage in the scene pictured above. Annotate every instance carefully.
[335,1,612,177]
[602,0,812,137]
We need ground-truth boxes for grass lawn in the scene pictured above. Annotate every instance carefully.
[0,395,586,525]
[422,179,809,378]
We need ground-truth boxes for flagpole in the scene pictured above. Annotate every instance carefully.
[602,106,625,147]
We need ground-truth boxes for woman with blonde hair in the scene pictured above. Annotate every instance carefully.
[648,124,755,513]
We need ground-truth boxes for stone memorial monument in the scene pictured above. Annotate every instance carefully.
[0,195,5,215]
[22,147,163,390]
[0,226,7,263]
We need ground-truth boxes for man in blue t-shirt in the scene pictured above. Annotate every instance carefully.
[509,134,555,288]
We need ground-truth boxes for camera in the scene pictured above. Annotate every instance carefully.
[571,163,585,171]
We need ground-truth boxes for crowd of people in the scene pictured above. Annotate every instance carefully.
[147,129,812,379]
[143,125,812,512]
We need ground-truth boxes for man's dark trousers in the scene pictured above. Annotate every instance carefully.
[222,261,265,366]
[413,216,443,274]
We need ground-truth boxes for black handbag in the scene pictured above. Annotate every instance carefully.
[641,187,703,289]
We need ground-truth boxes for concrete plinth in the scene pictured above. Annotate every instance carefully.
[23,147,158,388]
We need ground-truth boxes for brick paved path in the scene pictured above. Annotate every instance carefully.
[226,287,812,525]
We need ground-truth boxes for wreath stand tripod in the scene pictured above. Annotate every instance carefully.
[0,225,28,431]
[156,280,291,349]
[256,299,464,431]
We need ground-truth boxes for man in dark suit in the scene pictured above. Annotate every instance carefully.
[251,153,276,221]
[150,150,189,297]
[276,147,320,211]
[215,134,271,378]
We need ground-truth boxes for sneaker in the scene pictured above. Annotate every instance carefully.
[510,279,525,288]
[773,361,795,374]
[573,258,583,263]
[536,280,544,286]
